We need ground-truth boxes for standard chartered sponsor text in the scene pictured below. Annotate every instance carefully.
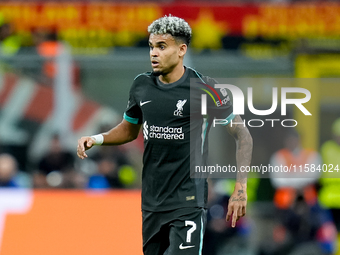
[149,125,184,140]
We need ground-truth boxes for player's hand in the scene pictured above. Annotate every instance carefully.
[77,136,95,159]
[226,187,247,228]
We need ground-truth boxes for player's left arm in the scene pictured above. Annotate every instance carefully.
[225,114,253,227]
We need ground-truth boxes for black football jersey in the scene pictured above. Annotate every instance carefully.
[124,67,234,211]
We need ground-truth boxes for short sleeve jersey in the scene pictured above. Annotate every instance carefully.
[124,67,234,212]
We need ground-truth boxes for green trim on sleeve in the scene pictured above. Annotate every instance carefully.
[221,113,236,126]
[123,113,139,124]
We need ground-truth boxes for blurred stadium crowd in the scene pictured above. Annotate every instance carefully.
[0,1,340,255]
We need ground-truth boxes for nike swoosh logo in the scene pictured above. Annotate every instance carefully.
[140,100,151,106]
[179,243,195,250]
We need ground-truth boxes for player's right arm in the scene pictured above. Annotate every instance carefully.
[77,119,141,159]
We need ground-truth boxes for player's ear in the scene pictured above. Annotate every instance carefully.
[178,43,187,58]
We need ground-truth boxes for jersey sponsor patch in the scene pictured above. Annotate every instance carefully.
[220,87,228,97]
[143,121,184,140]
[143,121,149,140]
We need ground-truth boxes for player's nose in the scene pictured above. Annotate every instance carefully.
[150,48,158,57]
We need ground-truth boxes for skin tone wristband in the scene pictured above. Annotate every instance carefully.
[91,134,104,145]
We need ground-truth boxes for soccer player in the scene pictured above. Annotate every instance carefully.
[77,15,253,255]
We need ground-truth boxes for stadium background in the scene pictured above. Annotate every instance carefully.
[0,1,340,255]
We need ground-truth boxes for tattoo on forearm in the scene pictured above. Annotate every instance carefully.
[226,115,253,185]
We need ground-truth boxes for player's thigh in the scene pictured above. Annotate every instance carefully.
[142,210,170,255]
[167,208,207,255]
[143,235,169,255]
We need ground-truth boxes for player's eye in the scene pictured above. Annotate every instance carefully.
[159,45,165,50]
[149,46,154,50]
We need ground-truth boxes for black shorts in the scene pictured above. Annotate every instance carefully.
[142,207,207,255]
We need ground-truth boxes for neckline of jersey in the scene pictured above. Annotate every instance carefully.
[156,66,189,90]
